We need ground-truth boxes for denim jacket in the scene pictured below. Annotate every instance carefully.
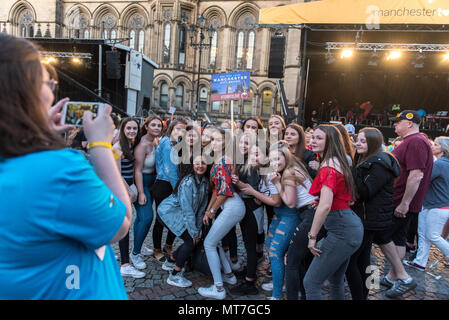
[155,136,179,188]
[157,174,209,238]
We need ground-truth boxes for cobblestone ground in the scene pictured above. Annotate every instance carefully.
[112,210,449,300]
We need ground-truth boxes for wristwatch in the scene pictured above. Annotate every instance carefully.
[209,208,216,215]
[308,232,317,240]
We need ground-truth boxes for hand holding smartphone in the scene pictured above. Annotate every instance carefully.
[61,101,105,127]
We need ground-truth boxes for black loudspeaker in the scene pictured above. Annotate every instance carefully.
[268,36,286,79]
[106,51,121,79]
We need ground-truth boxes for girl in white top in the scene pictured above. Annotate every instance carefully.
[130,116,163,270]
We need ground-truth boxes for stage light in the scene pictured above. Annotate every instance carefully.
[443,53,449,62]
[44,56,57,64]
[72,57,81,64]
[341,49,353,59]
[387,51,401,61]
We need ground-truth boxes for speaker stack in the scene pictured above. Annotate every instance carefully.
[268,36,286,79]
[105,51,121,80]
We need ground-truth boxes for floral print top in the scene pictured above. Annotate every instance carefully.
[211,156,234,197]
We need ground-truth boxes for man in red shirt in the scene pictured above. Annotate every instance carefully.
[381,110,433,298]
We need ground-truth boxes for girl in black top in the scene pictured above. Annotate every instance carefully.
[229,131,261,295]
[345,127,400,300]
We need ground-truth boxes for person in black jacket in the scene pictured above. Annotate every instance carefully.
[345,127,401,300]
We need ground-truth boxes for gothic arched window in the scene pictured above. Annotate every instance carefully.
[128,14,145,52]
[19,10,34,37]
[209,30,218,68]
[178,25,186,65]
[129,30,136,48]
[234,15,256,70]
[160,82,169,108]
[163,23,171,63]
[138,30,145,52]
[262,89,272,115]
[176,84,184,107]
[199,86,208,111]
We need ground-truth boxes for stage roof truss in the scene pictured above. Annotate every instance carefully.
[40,51,93,59]
[326,42,449,52]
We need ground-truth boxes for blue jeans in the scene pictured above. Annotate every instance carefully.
[266,205,301,299]
[133,173,155,254]
[204,193,245,287]
[303,209,363,300]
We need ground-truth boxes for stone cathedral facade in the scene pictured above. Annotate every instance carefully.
[0,0,306,122]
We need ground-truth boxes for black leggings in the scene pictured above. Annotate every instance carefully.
[119,177,134,265]
[345,229,381,300]
[173,231,196,269]
[119,232,130,265]
[285,207,326,300]
[240,199,260,280]
[265,205,275,231]
[152,180,176,250]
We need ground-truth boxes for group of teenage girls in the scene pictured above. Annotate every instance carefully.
[112,112,400,300]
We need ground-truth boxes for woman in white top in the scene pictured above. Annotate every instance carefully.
[130,116,163,269]
[284,169,328,300]
[262,143,314,300]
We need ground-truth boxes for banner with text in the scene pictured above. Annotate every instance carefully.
[259,0,449,25]
[211,71,251,102]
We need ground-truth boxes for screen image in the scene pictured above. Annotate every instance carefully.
[64,103,100,126]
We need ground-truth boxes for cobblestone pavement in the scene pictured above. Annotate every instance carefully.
[112,212,449,301]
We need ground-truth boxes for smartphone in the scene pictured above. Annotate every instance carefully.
[61,102,104,127]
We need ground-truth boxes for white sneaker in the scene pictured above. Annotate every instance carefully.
[261,282,286,292]
[120,265,146,279]
[140,246,154,256]
[222,273,237,285]
[130,253,147,270]
[198,285,226,300]
[231,260,242,271]
[162,260,176,272]
[167,272,192,288]
[267,296,281,300]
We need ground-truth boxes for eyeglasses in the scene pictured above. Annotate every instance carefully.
[45,79,58,92]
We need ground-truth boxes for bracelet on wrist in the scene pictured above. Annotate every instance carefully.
[308,232,317,240]
[87,141,112,150]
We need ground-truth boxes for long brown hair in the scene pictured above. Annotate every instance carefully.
[315,124,356,199]
[285,123,307,160]
[268,114,286,140]
[333,123,355,162]
[242,116,264,130]
[118,117,140,160]
[140,116,163,137]
[269,142,311,191]
[0,34,64,158]
[354,127,384,166]
[163,117,187,139]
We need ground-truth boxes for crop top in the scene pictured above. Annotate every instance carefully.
[309,167,352,211]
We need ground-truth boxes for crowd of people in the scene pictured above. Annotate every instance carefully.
[1,34,449,300]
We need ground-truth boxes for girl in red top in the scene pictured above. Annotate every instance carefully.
[303,125,364,300]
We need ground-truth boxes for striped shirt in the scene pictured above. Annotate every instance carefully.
[121,150,134,185]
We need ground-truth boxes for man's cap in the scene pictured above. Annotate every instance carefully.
[344,123,355,135]
[389,110,422,124]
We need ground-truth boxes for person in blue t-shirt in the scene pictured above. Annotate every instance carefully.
[0,34,133,300]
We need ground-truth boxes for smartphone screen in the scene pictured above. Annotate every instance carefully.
[64,102,101,126]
